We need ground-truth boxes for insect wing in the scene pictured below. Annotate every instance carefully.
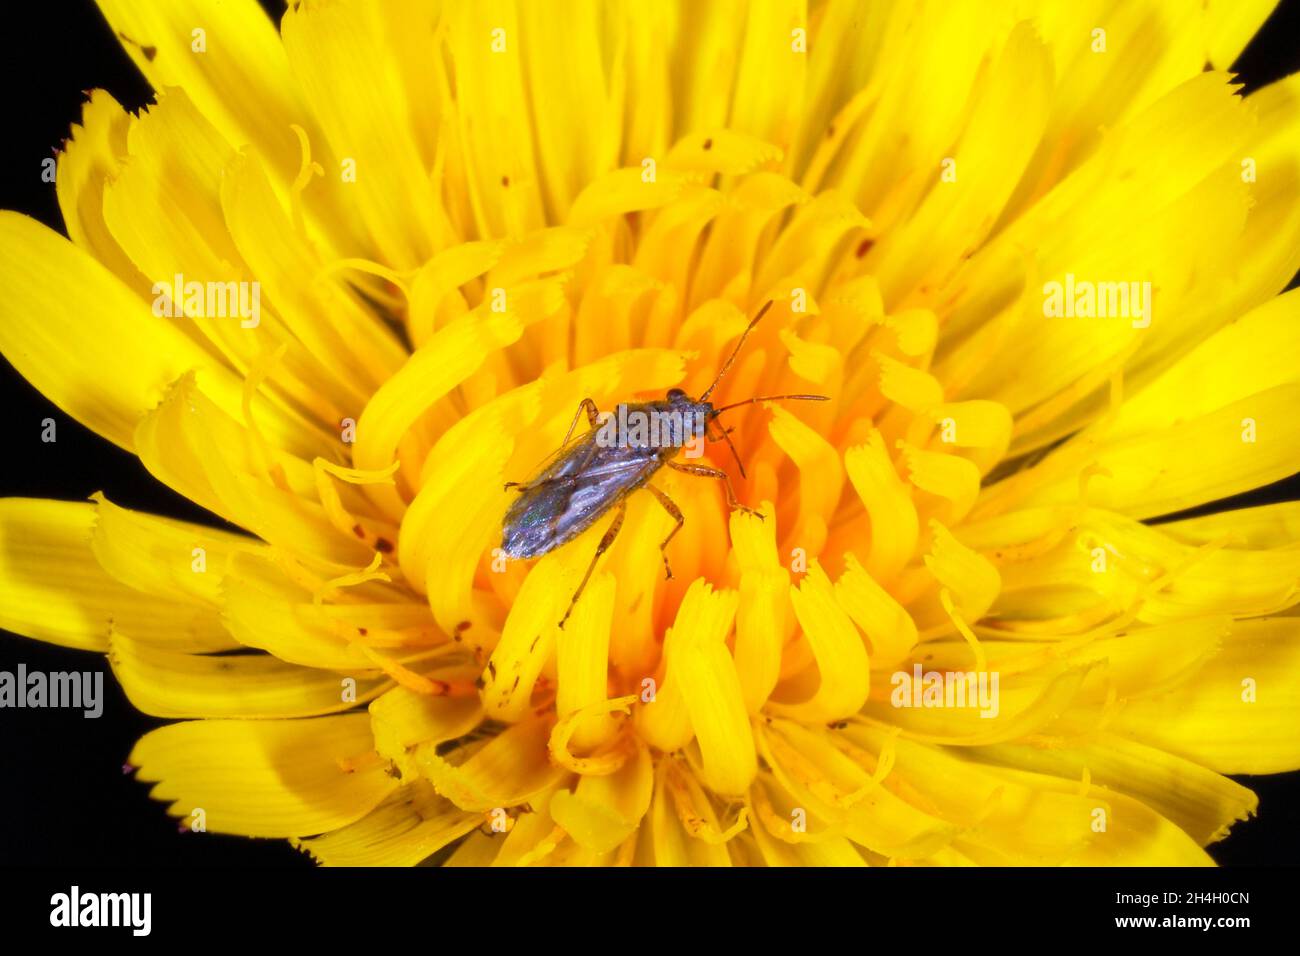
[522,428,599,486]
[502,445,659,559]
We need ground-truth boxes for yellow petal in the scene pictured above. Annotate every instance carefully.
[0,213,258,453]
[414,715,569,812]
[771,562,870,723]
[55,89,146,291]
[918,520,1001,627]
[221,551,432,670]
[554,573,619,750]
[969,734,1257,846]
[550,743,654,854]
[89,493,263,608]
[221,147,406,401]
[479,543,590,723]
[899,442,981,524]
[1022,384,1300,520]
[844,724,1098,864]
[282,0,446,266]
[726,0,804,152]
[677,620,756,796]
[1161,501,1300,550]
[355,310,522,515]
[129,714,396,837]
[96,0,317,187]
[844,430,919,582]
[834,553,918,669]
[1110,617,1300,774]
[369,685,484,782]
[870,21,1053,304]
[293,781,480,866]
[644,758,734,866]
[768,406,844,547]
[0,498,227,653]
[665,129,783,177]
[748,819,868,866]
[441,0,546,239]
[109,630,389,719]
[134,374,367,566]
[636,579,738,752]
[1205,0,1280,68]
[1100,289,1300,444]
[758,719,956,859]
[978,766,1214,866]
[513,1,622,221]
[729,504,790,712]
[567,167,690,227]
[926,400,1013,476]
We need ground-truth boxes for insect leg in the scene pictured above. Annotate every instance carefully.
[666,460,763,518]
[644,483,684,580]
[558,497,627,630]
[562,398,602,446]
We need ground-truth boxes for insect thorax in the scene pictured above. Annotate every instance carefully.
[594,400,708,451]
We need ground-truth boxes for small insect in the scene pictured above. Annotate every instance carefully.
[501,300,829,628]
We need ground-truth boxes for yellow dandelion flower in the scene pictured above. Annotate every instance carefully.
[2,0,1299,868]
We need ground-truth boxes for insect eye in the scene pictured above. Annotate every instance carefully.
[667,388,686,401]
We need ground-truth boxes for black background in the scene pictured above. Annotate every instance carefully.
[0,0,1297,868]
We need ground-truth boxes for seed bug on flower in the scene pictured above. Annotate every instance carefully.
[500,300,829,628]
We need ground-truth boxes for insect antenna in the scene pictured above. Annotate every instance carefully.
[696,299,829,478]
[699,299,774,402]
[710,393,830,415]
[706,395,827,477]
